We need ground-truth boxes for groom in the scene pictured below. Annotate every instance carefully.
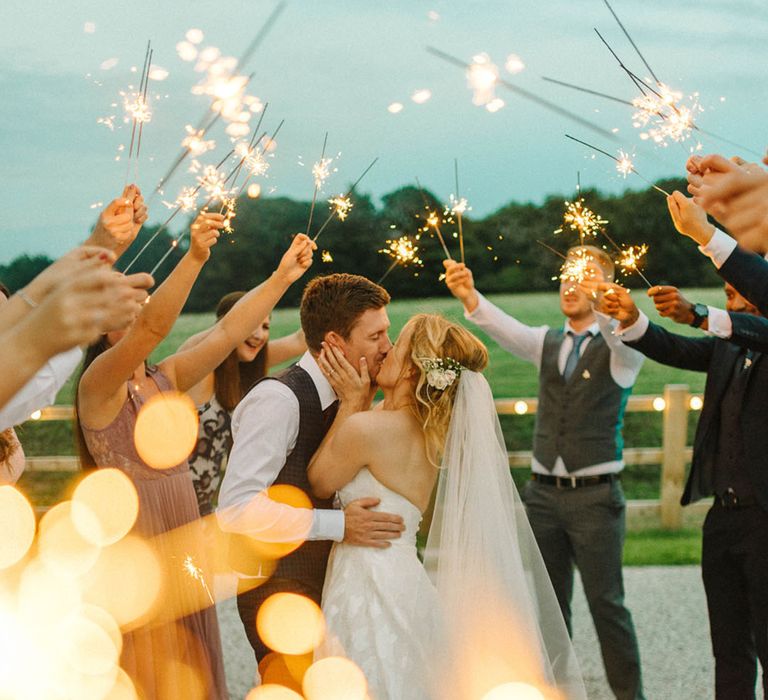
[217,273,405,663]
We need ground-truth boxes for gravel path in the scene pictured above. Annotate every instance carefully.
[215,566,764,700]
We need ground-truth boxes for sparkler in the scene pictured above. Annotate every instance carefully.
[312,157,379,242]
[555,198,609,245]
[452,159,468,263]
[565,134,671,195]
[426,46,620,142]
[183,554,214,605]
[415,178,452,260]
[559,248,597,286]
[377,235,424,283]
[321,250,334,263]
[306,133,330,236]
[150,3,286,199]
[328,195,353,221]
[232,118,284,201]
[616,244,652,287]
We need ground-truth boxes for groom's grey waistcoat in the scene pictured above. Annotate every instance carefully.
[258,364,334,593]
[533,329,630,472]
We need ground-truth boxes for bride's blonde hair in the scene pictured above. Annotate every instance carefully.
[401,314,488,466]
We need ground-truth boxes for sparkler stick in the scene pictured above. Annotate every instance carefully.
[377,235,424,283]
[128,41,152,161]
[122,148,235,272]
[183,555,214,605]
[454,158,465,264]
[306,133,329,235]
[233,1,288,73]
[599,228,653,288]
[565,134,671,195]
[312,157,379,242]
[136,47,153,160]
[602,0,660,84]
[593,29,653,99]
[427,46,620,142]
[415,178,452,260]
[536,239,567,260]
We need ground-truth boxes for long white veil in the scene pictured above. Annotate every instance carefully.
[420,371,587,700]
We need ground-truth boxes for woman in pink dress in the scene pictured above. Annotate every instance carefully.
[76,211,315,699]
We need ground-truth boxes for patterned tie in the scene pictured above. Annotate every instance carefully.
[322,400,339,431]
[563,331,590,381]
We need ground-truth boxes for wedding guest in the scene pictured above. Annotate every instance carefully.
[75,211,315,700]
[444,248,646,700]
[178,292,306,516]
[597,280,768,700]
[0,188,150,430]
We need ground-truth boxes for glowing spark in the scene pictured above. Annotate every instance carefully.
[197,165,231,204]
[186,28,204,44]
[466,53,499,106]
[617,244,649,275]
[97,115,116,130]
[321,250,333,263]
[164,185,199,212]
[485,97,505,113]
[380,236,423,266]
[122,90,152,124]
[182,124,215,157]
[616,150,634,177]
[222,198,236,233]
[411,89,432,104]
[235,141,269,177]
[100,58,118,70]
[505,53,525,75]
[89,201,103,209]
[559,248,596,285]
[426,212,440,228]
[312,157,334,189]
[427,10,440,21]
[183,554,214,605]
[328,195,353,221]
[247,183,262,198]
[555,198,608,240]
[84,21,96,34]
[631,83,701,146]
[388,102,404,114]
[176,41,198,62]
[148,66,169,81]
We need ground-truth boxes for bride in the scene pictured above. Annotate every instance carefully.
[307,314,586,700]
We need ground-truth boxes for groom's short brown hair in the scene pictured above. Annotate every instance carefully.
[300,274,390,352]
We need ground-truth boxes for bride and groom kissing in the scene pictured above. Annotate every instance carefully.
[217,272,586,699]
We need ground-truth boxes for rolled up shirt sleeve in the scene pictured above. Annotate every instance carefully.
[595,311,644,388]
[615,311,650,343]
[0,347,83,430]
[704,306,733,339]
[216,381,345,542]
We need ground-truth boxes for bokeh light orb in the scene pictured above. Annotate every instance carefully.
[481,682,546,700]
[303,656,367,700]
[134,392,199,469]
[245,685,304,700]
[73,468,139,546]
[0,486,36,568]
[257,593,325,655]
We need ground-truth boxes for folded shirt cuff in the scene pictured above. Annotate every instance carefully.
[704,306,732,338]
[698,228,736,269]
[311,508,345,542]
[615,311,649,342]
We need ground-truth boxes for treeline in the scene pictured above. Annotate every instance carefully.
[2,178,721,312]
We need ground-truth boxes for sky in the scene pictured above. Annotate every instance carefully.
[0,0,765,264]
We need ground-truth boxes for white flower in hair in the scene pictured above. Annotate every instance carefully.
[420,357,464,390]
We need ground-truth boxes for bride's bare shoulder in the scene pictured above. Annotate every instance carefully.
[347,407,418,439]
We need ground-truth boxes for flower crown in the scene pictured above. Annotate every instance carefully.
[418,357,464,391]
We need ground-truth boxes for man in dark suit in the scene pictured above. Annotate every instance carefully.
[596,280,768,700]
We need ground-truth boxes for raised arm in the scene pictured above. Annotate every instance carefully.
[79,211,223,407]
[86,185,148,259]
[442,259,547,366]
[159,234,316,392]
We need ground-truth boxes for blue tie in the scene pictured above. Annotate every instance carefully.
[563,331,590,381]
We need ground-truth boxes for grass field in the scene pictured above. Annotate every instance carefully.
[19,288,723,563]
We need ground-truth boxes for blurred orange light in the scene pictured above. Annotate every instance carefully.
[303,656,368,700]
[257,593,325,655]
[481,682,546,700]
[134,392,199,469]
[0,486,36,568]
[246,684,304,699]
[73,468,139,546]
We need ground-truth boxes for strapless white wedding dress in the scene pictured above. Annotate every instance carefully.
[319,468,438,700]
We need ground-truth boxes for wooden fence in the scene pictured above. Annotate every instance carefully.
[24,384,703,530]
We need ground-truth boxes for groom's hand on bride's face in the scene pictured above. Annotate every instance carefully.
[343,497,405,548]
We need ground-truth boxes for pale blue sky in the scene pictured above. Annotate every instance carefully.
[0,0,765,263]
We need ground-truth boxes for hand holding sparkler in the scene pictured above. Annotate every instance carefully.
[442,260,479,313]
[666,191,716,246]
[647,285,698,326]
[590,282,639,328]
[275,234,317,285]
[188,211,225,264]
[88,195,135,255]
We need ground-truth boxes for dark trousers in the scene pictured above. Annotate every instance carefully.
[236,577,322,664]
[702,503,768,700]
[524,478,645,700]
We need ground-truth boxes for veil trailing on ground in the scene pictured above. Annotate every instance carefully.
[420,370,587,700]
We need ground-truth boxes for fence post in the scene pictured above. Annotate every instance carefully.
[660,384,689,530]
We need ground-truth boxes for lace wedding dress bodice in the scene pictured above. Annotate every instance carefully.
[319,468,438,700]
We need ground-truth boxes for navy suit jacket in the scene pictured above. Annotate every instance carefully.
[625,320,768,511]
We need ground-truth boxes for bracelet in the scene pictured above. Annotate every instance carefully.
[16,289,39,309]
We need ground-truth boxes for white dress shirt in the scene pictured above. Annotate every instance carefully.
[0,347,82,431]
[466,293,645,476]
[217,352,345,542]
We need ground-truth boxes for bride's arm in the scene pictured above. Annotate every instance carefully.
[308,343,376,498]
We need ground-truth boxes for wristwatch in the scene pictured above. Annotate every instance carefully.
[689,303,709,328]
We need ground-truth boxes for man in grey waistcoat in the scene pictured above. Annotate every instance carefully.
[444,246,646,700]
